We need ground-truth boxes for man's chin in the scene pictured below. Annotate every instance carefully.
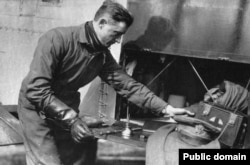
[102,43,110,48]
[106,44,112,48]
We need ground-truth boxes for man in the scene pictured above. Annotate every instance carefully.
[17,1,193,164]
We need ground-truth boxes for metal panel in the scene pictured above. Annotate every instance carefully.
[0,106,23,146]
[123,0,250,64]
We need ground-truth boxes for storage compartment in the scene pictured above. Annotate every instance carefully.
[117,52,250,118]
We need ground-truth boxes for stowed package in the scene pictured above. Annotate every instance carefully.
[195,102,248,148]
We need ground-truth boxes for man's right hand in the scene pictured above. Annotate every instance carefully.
[44,98,104,143]
[70,118,94,143]
[70,116,103,143]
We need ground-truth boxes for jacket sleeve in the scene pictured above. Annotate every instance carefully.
[24,29,73,115]
[99,51,168,115]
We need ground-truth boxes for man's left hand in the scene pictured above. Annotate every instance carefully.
[162,104,195,116]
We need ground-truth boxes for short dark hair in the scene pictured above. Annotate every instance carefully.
[94,0,134,27]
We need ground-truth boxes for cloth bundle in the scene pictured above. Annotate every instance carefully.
[204,80,248,113]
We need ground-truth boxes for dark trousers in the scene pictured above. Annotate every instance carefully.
[17,105,97,165]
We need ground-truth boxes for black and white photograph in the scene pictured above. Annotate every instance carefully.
[0,0,250,165]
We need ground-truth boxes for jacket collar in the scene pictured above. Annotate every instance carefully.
[78,22,109,54]
[78,22,88,44]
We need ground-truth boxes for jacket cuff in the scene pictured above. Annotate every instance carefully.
[43,97,78,129]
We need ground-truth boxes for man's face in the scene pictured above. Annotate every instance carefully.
[98,20,128,47]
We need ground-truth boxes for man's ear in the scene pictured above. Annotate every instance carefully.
[99,19,107,29]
